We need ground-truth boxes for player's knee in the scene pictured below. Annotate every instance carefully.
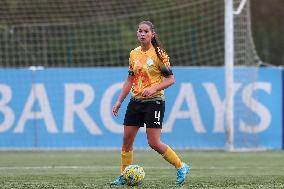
[148,140,159,151]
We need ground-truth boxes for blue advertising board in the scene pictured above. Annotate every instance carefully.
[0,67,282,149]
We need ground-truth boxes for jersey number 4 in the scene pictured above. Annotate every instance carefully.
[154,111,160,125]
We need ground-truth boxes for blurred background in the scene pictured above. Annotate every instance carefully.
[0,0,283,67]
[251,0,284,66]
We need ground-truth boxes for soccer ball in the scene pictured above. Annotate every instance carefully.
[122,164,145,186]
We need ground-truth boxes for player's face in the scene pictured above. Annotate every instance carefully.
[137,24,154,46]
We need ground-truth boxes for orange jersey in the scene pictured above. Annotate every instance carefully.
[128,45,173,100]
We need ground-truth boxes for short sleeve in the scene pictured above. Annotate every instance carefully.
[128,52,135,76]
[159,50,173,77]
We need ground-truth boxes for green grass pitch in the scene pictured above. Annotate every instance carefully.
[0,150,283,189]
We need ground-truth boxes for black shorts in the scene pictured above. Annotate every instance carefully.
[123,98,165,128]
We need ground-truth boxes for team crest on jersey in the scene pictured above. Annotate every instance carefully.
[146,58,154,66]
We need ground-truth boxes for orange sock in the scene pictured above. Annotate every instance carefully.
[162,146,183,169]
[120,150,133,173]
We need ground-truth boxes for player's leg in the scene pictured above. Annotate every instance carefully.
[121,125,140,173]
[110,125,139,186]
[146,127,167,153]
[111,99,142,186]
[145,100,190,185]
[146,128,182,168]
[144,100,184,168]
[120,100,143,173]
[146,127,190,184]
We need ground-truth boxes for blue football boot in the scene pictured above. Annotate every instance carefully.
[176,162,190,185]
[110,175,126,186]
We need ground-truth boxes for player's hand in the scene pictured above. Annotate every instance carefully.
[112,101,122,116]
[141,87,157,97]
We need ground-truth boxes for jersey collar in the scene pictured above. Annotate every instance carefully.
[140,45,154,55]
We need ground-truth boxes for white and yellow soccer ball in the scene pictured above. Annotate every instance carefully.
[122,164,145,186]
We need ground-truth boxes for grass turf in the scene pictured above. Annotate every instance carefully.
[0,150,283,189]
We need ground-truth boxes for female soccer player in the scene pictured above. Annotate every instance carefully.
[110,21,190,185]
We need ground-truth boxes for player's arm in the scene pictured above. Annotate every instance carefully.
[154,74,175,91]
[154,49,175,91]
[141,74,174,97]
[116,75,134,104]
[112,75,134,116]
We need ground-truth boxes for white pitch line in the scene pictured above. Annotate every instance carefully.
[0,166,283,170]
[0,166,169,170]
[0,166,116,170]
